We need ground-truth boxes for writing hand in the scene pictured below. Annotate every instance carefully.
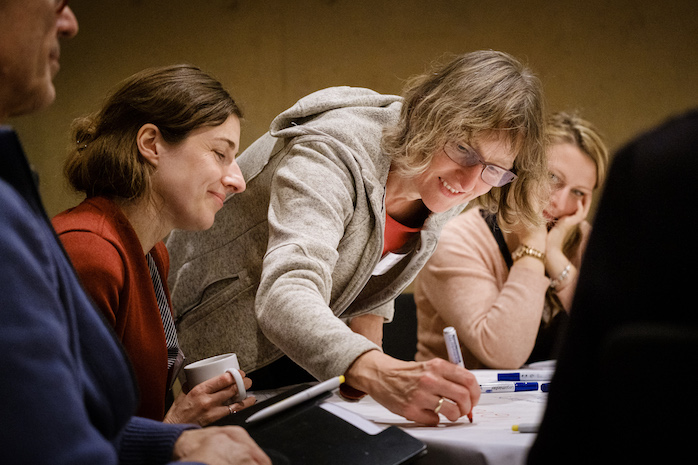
[346,350,479,426]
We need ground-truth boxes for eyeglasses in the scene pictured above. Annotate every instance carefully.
[443,141,518,187]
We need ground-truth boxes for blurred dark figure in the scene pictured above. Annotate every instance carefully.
[528,109,698,464]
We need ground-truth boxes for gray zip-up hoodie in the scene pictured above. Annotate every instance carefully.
[166,86,466,380]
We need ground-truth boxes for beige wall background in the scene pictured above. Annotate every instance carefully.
[9,0,698,218]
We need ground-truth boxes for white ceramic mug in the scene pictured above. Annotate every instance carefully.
[184,353,247,403]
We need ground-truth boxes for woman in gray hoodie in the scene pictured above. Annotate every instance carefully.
[166,50,547,426]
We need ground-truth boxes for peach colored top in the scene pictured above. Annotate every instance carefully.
[414,207,589,369]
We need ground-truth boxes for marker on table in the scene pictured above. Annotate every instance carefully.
[246,376,344,424]
[512,423,539,433]
[443,326,473,423]
[480,382,538,393]
[497,370,554,381]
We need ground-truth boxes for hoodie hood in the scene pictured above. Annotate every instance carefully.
[261,86,402,192]
[270,86,401,139]
[235,86,402,190]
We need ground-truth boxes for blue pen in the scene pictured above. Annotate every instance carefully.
[497,370,554,381]
[479,382,538,393]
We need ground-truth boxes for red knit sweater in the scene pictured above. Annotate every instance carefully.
[53,196,172,421]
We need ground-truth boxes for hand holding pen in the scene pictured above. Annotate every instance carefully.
[343,349,478,427]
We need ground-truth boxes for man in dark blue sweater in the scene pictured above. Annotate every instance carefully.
[0,2,268,464]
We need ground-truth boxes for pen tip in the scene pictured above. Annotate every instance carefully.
[339,375,345,384]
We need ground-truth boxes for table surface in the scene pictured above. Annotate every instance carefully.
[322,368,550,465]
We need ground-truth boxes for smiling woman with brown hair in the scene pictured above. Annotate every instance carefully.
[53,64,253,426]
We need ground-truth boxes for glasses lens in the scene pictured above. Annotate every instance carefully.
[446,142,517,187]
[481,165,517,187]
[445,143,481,167]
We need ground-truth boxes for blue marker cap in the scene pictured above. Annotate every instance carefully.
[514,382,538,392]
[541,383,550,392]
[498,373,522,381]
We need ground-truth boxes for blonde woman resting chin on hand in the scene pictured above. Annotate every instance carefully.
[415,111,609,369]
[53,64,255,425]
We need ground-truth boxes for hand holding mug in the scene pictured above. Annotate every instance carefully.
[184,353,248,403]
[164,353,253,426]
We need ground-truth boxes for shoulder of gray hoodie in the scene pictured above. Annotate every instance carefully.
[242,86,403,180]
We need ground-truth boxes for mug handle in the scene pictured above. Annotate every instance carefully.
[226,368,247,403]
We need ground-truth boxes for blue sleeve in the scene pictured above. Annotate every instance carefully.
[117,417,203,465]
[0,183,121,463]
[0,182,206,465]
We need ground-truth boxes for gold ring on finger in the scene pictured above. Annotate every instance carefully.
[434,397,445,415]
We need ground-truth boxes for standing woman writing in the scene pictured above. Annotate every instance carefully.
[166,51,548,425]
[53,64,254,425]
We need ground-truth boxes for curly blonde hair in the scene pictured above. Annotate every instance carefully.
[382,50,547,227]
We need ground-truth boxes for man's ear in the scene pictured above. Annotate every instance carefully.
[136,123,162,167]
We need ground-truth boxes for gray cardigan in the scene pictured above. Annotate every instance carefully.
[167,86,466,380]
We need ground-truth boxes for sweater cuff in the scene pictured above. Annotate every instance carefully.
[338,383,367,401]
[117,417,200,465]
